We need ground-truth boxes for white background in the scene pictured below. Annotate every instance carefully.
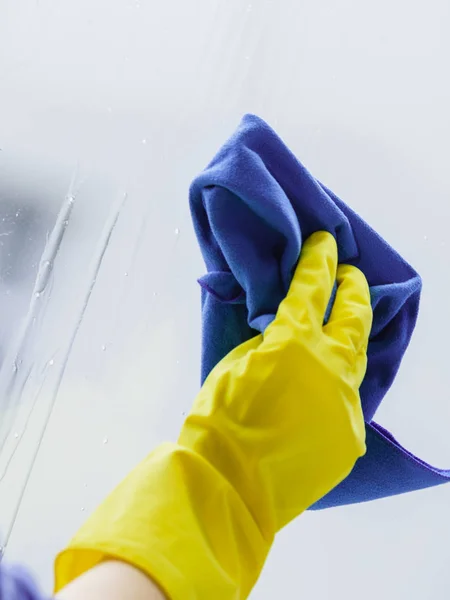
[0,0,450,597]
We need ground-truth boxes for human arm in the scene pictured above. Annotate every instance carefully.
[54,231,372,600]
[56,560,165,600]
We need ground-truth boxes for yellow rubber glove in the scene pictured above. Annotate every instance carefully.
[54,231,372,600]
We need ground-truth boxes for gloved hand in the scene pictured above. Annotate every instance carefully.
[54,231,372,600]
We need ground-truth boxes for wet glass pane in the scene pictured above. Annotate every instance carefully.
[1,0,450,597]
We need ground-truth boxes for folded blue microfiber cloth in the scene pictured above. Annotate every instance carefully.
[189,114,450,508]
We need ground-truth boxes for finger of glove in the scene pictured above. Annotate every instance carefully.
[323,264,372,356]
[272,231,338,334]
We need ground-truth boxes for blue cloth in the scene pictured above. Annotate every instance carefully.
[190,113,450,508]
[0,562,49,600]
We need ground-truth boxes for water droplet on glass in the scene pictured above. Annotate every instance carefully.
[424,235,428,241]
[103,437,109,444]
[153,291,158,297]
[48,359,54,366]
[84,482,88,488]
[81,507,85,512]
[124,271,129,277]
[101,345,106,351]
[176,359,180,365]
[35,291,41,298]
[174,228,180,235]
[142,138,147,145]
[14,432,19,439]
[181,411,186,417]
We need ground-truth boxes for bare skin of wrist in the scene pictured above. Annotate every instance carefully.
[56,560,167,600]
